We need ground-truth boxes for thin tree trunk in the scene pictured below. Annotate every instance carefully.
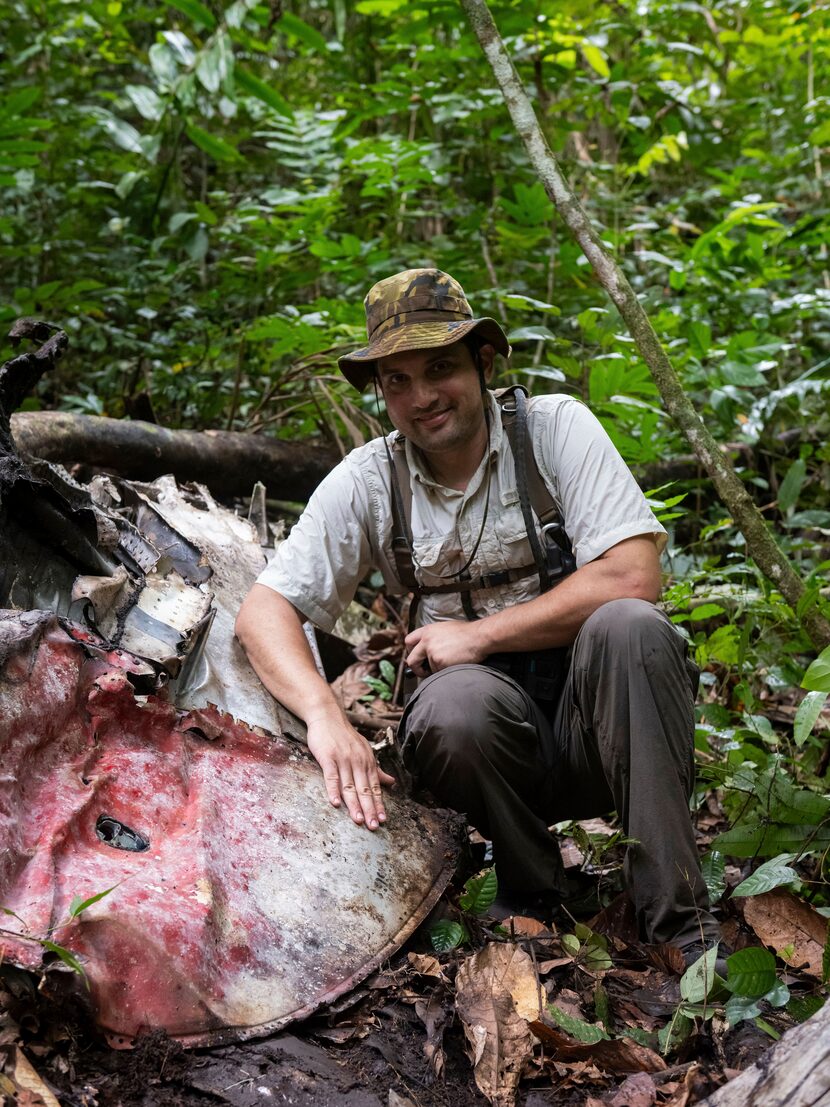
[459,0,830,651]
[11,411,339,501]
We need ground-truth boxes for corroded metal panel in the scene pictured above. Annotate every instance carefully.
[0,612,459,1047]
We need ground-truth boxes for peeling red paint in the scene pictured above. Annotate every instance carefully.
[0,612,459,1047]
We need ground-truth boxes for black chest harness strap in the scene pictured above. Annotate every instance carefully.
[388,386,576,624]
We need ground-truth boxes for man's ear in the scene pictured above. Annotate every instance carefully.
[478,343,496,385]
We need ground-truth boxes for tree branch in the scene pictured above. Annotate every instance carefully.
[459,0,830,651]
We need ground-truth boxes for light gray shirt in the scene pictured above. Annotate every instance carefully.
[257,392,666,632]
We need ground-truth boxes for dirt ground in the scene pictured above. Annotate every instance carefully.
[0,886,783,1107]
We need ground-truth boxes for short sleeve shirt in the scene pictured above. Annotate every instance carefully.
[257,393,667,632]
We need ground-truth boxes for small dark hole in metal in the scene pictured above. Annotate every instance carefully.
[96,815,150,852]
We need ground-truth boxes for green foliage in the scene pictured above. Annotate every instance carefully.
[803,648,830,693]
[459,868,498,916]
[428,919,468,954]
[2,0,830,918]
[731,855,798,897]
[547,1005,609,1043]
[360,658,397,702]
[1,886,116,984]
[699,851,726,904]
[561,923,612,973]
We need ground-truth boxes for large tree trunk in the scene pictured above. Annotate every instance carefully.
[459,0,830,652]
[11,411,340,501]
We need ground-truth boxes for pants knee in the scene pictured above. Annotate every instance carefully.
[402,664,525,771]
[581,598,663,646]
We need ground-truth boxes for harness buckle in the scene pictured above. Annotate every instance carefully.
[541,521,577,583]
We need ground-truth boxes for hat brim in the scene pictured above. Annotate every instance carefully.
[337,318,510,391]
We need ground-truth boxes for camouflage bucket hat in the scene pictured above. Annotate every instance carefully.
[338,268,510,391]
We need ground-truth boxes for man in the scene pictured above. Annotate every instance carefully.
[236,268,719,958]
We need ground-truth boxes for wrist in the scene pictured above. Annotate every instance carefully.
[471,614,500,660]
[303,692,345,727]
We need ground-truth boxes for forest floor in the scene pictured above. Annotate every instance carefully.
[2,610,827,1107]
[0,797,820,1107]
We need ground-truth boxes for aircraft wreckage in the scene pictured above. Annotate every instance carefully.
[0,323,459,1047]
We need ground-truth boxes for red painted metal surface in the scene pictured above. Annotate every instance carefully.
[0,611,459,1046]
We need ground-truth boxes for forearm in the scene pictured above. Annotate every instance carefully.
[235,584,342,727]
[236,584,395,829]
[474,546,660,654]
[404,534,661,672]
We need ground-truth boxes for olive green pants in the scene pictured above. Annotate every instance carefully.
[400,598,718,947]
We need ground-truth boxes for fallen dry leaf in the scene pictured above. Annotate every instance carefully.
[407,952,444,978]
[607,1070,658,1106]
[455,942,544,1106]
[741,889,827,977]
[331,660,377,710]
[11,1047,62,1107]
[660,1061,704,1107]
[537,957,573,974]
[388,1090,415,1107]
[501,916,554,939]
[529,1020,666,1075]
[415,990,450,1080]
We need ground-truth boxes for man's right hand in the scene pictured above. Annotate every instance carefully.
[305,709,396,830]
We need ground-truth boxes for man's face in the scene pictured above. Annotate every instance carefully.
[376,341,494,461]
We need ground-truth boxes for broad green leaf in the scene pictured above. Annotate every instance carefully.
[149,42,179,88]
[459,868,498,915]
[508,325,557,343]
[768,785,830,826]
[4,88,41,115]
[279,12,328,52]
[690,603,726,621]
[732,854,798,897]
[787,994,824,1023]
[688,321,711,358]
[235,68,293,118]
[726,947,777,997]
[724,993,762,1026]
[68,885,117,918]
[124,85,164,122]
[658,1007,694,1055]
[712,822,830,858]
[96,113,144,154]
[378,658,396,685]
[622,1026,656,1048]
[429,920,467,953]
[582,44,610,78]
[196,34,231,94]
[185,124,242,163]
[169,211,197,232]
[547,1005,609,1043]
[777,458,807,515]
[42,939,87,981]
[794,692,828,747]
[167,0,216,29]
[803,647,830,693]
[765,980,790,1008]
[501,294,560,315]
[700,851,726,903]
[680,945,720,1003]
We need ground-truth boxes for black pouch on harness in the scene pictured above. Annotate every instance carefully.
[484,646,570,703]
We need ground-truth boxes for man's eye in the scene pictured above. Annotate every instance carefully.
[387,374,408,388]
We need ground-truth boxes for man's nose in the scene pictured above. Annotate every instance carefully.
[410,377,439,408]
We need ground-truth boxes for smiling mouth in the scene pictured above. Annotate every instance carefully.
[417,409,451,428]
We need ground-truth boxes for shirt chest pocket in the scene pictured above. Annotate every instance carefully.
[492,502,535,569]
[411,532,463,579]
